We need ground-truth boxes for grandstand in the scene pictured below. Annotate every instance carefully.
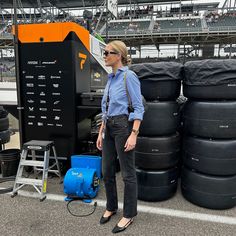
[102,19,152,35]
[0,0,236,78]
[0,3,236,235]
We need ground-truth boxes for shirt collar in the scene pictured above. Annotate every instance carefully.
[108,66,128,79]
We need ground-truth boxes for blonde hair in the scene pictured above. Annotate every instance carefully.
[108,40,132,66]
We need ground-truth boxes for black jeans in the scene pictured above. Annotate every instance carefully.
[102,114,137,218]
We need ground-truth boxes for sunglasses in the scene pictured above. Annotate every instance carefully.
[103,50,118,57]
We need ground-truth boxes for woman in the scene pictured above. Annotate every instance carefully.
[96,40,144,234]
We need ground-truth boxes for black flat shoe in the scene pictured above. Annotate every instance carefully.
[112,218,133,234]
[100,211,116,224]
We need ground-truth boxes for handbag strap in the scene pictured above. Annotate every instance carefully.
[105,72,133,113]
[124,72,133,112]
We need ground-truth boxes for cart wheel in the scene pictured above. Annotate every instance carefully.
[40,196,46,202]
[11,192,18,198]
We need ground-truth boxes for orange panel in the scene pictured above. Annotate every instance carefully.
[15,22,90,51]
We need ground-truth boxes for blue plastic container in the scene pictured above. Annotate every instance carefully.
[71,155,102,179]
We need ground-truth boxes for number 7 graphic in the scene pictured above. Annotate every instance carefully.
[78,53,87,70]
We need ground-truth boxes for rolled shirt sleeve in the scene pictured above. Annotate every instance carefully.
[101,94,106,121]
[126,70,144,121]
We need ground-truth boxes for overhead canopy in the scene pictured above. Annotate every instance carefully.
[0,0,194,9]
[192,2,220,11]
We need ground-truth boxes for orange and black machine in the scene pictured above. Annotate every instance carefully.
[16,22,109,162]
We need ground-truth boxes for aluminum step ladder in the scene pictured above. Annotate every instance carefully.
[11,140,62,201]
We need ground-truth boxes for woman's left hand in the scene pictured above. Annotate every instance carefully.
[124,133,137,152]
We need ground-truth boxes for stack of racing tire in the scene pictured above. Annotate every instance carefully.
[130,62,182,201]
[0,106,10,149]
[182,59,236,209]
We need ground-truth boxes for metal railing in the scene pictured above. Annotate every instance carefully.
[104,25,236,37]
[208,25,236,32]
[0,32,13,39]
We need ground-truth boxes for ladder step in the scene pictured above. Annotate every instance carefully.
[16,177,43,186]
[11,140,62,201]
[20,160,44,167]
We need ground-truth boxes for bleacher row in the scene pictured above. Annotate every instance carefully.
[206,15,236,30]
[100,15,236,35]
[1,13,236,37]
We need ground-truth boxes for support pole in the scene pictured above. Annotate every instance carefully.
[13,0,23,147]
[106,0,108,43]
[229,42,232,59]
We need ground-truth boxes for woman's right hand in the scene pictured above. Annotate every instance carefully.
[96,133,103,150]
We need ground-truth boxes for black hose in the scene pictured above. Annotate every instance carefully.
[66,199,97,217]
[0,177,15,194]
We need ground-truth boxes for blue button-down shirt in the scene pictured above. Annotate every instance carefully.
[101,66,144,121]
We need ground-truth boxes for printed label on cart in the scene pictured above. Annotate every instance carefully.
[38,75,46,80]
[54,116,60,120]
[25,75,34,79]
[42,60,57,65]
[53,84,59,88]
[151,149,159,152]
[27,61,38,65]
[40,92,46,96]
[26,83,34,87]
[191,157,199,162]
[40,116,47,119]
[27,145,42,150]
[50,76,61,79]
[53,101,60,105]
[219,125,229,128]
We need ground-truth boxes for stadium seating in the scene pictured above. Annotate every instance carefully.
[103,20,151,35]
[206,15,236,31]
[154,18,202,33]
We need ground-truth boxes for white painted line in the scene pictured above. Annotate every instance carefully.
[136,204,236,225]
[6,190,236,225]
[17,190,66,201]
